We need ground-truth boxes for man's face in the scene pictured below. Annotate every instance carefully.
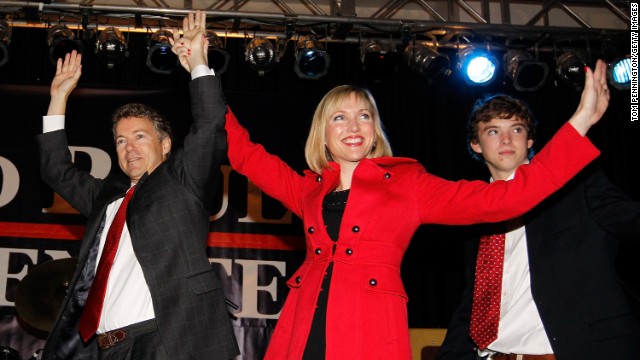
[115,116,171,182]
[470,117,533,180]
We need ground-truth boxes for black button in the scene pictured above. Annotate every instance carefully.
[307,226,315,234]
[295,276,301,283]
[369,279,377,286]
[345,248,353,255]
[352,226,360,233]
[316,175,322,182]
[384,172,391,179]
[315,248,322,255]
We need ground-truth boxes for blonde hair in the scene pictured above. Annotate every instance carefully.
[304,85,393,173]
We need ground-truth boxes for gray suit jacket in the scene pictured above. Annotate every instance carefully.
[37,76,239,360]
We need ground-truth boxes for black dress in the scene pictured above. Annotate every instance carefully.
[301,189,349,360]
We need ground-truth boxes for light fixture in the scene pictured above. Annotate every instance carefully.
[608,56,631,90]
[47,24,84,65]
[504,50,549,92]
[95,27,128,69]
[146,29,177,75]
[0,19,10,67]
[245,37,277,76]
[555,51,587,90]
[206,30,230,75]
[360,40,400,82]
[294,35,330,80]
[403,41,450,84]
[458,46,499,86]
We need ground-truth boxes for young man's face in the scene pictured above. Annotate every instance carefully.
[470,116,533,180]
[115,116,171,183]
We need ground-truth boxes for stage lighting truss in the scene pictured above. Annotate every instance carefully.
[457,45,499,86]
[294,35,330,80]
[146,29,177,75]
[47,24,84,65]
[0,19,10,67]
[403,41,451,84]
[360,40,401,82]
[504,50,549,92]
[608,56,631,90]
[95,27,128,69]
[245,37,277,76]
[555,51,587,90]
[206,30,230,75]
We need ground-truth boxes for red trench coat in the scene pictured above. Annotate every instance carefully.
[225,110,599,359]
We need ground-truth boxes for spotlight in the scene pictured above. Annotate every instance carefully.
[206,30,230,75]
[48,24,84,65]
[608,56,631,90]
[245,37,277,76]
[555,51,587,90]
[504,50,549,92]
[360,40,400,82]
[0,19,10,67]
[95,27,128,69]
[294,35,330,80]
[458,46,498,86]
[146,30,177,75]
[403,41,450,84]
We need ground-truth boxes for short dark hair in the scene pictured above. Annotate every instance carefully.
[111,103,173,142]
[466,94,537,161]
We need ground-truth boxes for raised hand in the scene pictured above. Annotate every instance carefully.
[171,10,209,73]
[568,59,610,136]
[48,50,82,116]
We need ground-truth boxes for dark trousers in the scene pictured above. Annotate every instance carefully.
[97,319,170,360]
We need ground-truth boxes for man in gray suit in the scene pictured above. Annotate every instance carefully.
[37,11,239,360]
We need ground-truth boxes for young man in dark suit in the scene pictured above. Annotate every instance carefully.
[436,93,640,360]
[37,11,239,360]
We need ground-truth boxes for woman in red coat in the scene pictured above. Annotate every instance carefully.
[224,61,609,359]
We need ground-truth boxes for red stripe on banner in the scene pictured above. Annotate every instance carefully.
[0,222,305,251]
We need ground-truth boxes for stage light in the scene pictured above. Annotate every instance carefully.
[504,50,549,92]
[458,46,498,86]
[95,27,128,69]
[555,51,586,90]
[294,35,330,80]
[47,24,84,65]
[146,30,177,75]
[608,56,631,90]
[206,30,230,75]
[360,40,400,82]
[245,37,277,76]
[0,19,10,67]
[403,42,450,84]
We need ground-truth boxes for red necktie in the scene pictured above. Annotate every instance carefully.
[469,233,506,350]
[78,185,136,342]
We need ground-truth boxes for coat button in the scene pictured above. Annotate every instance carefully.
[384,172,391,179]
[352,226,360,233]
[315,248,322,255]
[345,248,353,255]
[369,279,377,286]
[316,175,322,182]
[307,226,315,234]
[296,276,301,283]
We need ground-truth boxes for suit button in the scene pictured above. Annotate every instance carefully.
[307,226,315,234]
[296,276,301,283]
[315,248,322,255]
[345,248,353,255]
[369,279,377,286]
[384,172,391,179]
[316,175,322,182]
[352,226,360,233]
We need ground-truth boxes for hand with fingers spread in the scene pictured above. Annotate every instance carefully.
[171,10,209,73]
[568,59,611,136]
[48,50,82,116]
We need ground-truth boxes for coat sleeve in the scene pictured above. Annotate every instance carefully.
[224,107,307,217]
[414,123,600,225]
